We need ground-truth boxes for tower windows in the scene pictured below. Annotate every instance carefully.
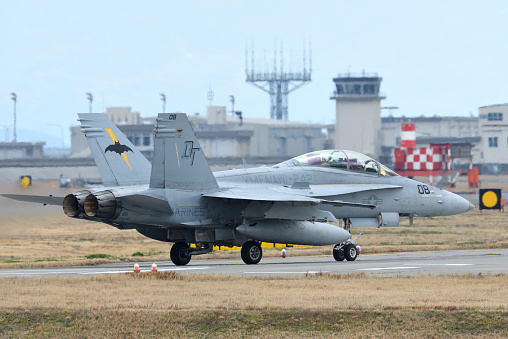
[488,137,498,148]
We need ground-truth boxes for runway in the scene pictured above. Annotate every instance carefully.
[1,248,506,278]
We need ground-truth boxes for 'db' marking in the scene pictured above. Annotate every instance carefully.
[182,141,200,166]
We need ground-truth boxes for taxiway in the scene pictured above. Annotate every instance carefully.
[0,249,506,278]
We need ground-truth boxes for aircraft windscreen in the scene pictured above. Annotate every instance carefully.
[284,150,398,176]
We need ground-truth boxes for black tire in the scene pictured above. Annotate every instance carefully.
[241,241,262,265]
[170,242,191,266]
[344,244,358,261]
[333,245,345,261]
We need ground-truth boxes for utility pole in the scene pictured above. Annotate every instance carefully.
[160,93,166,113]
[11,93,17,142]
[86,92,93,113]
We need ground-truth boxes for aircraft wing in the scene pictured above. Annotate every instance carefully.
[204,184,402,203]
[1,194,64,206]
[203,187,323,203]
[270,184,403,198]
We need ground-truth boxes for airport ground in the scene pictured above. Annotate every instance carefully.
[0,181,507,337]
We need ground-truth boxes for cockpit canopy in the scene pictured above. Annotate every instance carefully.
[277,150,398,177]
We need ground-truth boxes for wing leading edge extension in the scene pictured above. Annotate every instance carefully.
[203,183,402,207]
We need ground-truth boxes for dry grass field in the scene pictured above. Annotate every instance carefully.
[0,272,507,337]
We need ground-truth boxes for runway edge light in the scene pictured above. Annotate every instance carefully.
[479,189,502,210]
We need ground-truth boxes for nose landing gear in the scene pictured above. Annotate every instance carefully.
[333,233,362,262]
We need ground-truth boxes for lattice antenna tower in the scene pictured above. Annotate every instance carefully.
[246,41,312,120]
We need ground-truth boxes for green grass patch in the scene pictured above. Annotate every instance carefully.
[84,254,112,259]
[132,251,144,257]
[1,309,507,337]
[459,241,485,246]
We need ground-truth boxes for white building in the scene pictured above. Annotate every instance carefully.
[478,104,508,173]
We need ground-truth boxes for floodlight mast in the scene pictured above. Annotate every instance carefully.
[10,93,16,142]
[246,41,312,120]
[86,93,93,113]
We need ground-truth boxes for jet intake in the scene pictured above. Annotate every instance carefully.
[84,190,121,219]
[62,190,91,217]
[235,220,351,246]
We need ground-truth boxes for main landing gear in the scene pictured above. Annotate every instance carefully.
[241,240,262,265]
[170,242,213,266]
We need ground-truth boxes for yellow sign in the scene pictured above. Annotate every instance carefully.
[19,176,32,188]
[479,189,502,210]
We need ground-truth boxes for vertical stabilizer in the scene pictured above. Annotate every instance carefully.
[150,113,218,191]
[78,113,151,186]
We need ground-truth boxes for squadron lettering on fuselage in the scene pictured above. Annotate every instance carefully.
[174,207,206,217]
[242,173,312,185]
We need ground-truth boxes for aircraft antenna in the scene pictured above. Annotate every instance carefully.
[245,40,312,120]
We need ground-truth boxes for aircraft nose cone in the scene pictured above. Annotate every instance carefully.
[442,192,474,216]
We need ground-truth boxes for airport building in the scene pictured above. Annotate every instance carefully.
[477,103,508,173]
[70,106,326,160]
[0,141,45,160]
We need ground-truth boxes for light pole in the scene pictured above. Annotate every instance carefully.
[230,95,235,115]
[160,93,166,113]
[86,93,93,113]
[11,93,16,142]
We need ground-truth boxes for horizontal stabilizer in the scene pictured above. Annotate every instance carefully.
[1,194,64,206]
[119,194,172,214]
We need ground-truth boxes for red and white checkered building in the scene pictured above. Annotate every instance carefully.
[394,123,451,177]
[405,146,449,171]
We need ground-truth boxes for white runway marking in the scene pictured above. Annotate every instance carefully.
[358,266,420,271]
[243,271,330,274]
[358,263,474,271]
[415,264,473,266]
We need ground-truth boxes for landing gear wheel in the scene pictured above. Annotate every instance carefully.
[241,241,262,265]
[333,245,345,261]
[170,242,191,266]
[344,243,358,261]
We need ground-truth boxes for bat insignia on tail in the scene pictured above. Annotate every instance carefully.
[105,141,133,155]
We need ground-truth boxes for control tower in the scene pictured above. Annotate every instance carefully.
[330,72,385,157]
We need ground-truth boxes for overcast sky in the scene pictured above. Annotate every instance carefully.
[1,1,508,147]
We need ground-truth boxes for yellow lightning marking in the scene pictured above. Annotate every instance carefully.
[105,128,133,170]
[175,142,181,169]
[122,153,133,170]
[105,128,118,142]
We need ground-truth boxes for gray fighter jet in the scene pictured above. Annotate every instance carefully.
[3,113,474,265]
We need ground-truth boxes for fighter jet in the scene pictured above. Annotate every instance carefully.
[2,113,474,265]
